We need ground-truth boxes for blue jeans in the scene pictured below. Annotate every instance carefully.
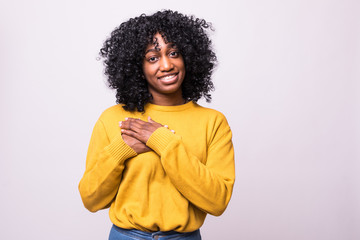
[109,225,202,240]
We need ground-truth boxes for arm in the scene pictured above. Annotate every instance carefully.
[147,119,235,216]
[78,119,137,212]
[121,116,235,216]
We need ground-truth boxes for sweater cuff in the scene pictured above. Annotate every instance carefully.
[106,133,137,163]
[146,127,177,155]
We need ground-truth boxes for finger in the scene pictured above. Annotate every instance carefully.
[121,128,139,139]
[147,116,165,129]
[121,118,143,131]
[122,128,149,143]
[148,116,162,125]
[126,118,148,126]
[126,117,145,122]
[148,116,154,123]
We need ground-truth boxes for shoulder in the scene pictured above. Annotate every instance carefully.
[192,102,229,123]
[188,103,232,136]
[99,104,125,120]
[97,104,140,129]
[190,103,233,145]
[94,104,140,140]
[98,104,142,121]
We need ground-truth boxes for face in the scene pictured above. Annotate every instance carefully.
[143,33,186,103]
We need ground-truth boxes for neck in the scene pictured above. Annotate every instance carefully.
[150,92,185,106]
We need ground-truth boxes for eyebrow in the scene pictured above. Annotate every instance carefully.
[144,43,178,55]
[144,48,159,54]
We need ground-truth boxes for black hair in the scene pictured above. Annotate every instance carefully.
[100,10,217,112]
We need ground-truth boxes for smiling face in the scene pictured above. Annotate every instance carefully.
[142,33,186,105]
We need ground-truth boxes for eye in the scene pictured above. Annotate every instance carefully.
[147,56,158,63]
[169,51,179,57]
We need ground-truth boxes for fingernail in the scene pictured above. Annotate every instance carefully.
[171,130,175,133]
[125,117,128,120]
[119,121,122,127]
[164,125,168,128]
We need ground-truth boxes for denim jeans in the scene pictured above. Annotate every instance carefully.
[109,225,202,240]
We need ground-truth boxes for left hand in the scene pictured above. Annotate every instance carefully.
[119,117,163,144]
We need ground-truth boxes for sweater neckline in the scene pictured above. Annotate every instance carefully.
[145,101,195,112]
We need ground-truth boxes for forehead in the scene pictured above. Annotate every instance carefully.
[145,33,176,51]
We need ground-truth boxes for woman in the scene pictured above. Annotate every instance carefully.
[79,10,235,240]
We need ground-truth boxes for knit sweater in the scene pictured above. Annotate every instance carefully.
[78,101,235,233]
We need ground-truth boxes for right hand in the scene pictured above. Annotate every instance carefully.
[121,133,151,154]
[120,117,163,144]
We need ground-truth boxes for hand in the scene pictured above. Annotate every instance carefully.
[121,133,151,154]
[119,117,163,144]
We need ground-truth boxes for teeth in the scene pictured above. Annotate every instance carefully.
[160,74,176,80]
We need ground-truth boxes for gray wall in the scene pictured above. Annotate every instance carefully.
[0,0,359,239]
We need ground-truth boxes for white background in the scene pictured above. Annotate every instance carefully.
[0,0,359,239]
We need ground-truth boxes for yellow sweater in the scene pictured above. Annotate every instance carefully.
[79,101,235,232]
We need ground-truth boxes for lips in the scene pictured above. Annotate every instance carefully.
[158,73,178,84]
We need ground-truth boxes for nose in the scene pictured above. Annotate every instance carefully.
[159,56,174,72]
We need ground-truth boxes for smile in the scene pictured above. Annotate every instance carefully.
[158,73,178,84]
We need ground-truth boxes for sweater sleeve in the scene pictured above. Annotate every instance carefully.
[146,116,235,216]
[78,119,137,212]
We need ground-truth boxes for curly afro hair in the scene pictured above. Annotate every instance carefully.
[99,10,217,112]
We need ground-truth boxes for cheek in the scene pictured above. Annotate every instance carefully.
[179,62,186,76]
[143,64,156,77]
[177,58,185,72]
